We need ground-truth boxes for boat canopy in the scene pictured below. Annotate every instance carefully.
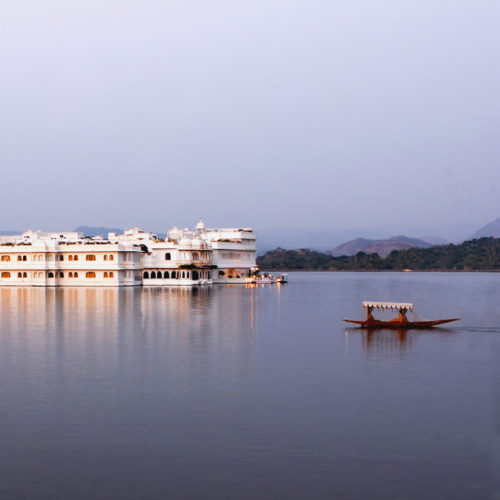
[362,301,413,311]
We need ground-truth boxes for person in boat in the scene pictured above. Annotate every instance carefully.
[390,307,408,323]
[366,306,375,322]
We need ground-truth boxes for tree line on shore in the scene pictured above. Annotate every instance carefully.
[257,237,500,271]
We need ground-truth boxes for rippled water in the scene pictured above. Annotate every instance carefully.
[0,273,499,499]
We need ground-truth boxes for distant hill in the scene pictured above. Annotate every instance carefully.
[254,227,383,254]
[73,226,167,239]
[329,235,432,258]
[74,226,124,237]
[0,230,21,235]
[419,236,449,246]
[470,218,500,239]
[257,237,500,271]
[255,224,473,254]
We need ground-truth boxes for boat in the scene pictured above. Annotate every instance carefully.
[245,266,275,284]
[343,301,459,329]
[275,273,288,284]
[252,272,274,284]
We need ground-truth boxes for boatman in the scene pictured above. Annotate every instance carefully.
[398,308,409,323]
[366,306,374,322]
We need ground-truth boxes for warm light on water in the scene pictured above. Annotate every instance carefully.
[0,273,499,499]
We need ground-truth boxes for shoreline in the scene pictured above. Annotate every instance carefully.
[260,268,500,273]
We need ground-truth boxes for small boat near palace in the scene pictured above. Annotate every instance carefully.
[343,301,459,329]
[245,267,288,285]
[252,274,274,284]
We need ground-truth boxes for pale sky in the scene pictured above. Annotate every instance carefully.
[0,1,499,233]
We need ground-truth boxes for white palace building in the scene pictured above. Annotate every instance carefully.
[0,221,257,287]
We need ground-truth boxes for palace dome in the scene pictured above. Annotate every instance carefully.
[179,238,192,248]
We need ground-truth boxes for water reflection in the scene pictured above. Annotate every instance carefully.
[363,328,411,355]
[0,286,258,378]
[344,327,413,357]
[1,273,499,499]
[344,326,460,358]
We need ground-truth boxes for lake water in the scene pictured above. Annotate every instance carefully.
[0,272,499,499]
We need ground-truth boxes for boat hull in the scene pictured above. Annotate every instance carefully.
[342,318,459,329]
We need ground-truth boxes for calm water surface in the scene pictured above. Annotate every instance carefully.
[0,272,499,499]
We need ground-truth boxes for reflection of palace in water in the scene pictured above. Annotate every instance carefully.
[0,286,258,372]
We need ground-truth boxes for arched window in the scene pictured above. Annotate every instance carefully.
[1,272,11,278]
[86,272,96,278]
[109,272,114,278]
[69,255,73,261]
[17,255,22,261]
[23,272,27,278]
[207,271,211,279]
[74,272,78,278]
[86,255,96,261]
[47,272,54,278]
[192,271,199,281]
[143,271,149,279]
[151,271,157,279]
[109,255,114,261]
[69,272,73,278]
[17,272,22,278]
[182,271,185,279]
[59,255,63,261]
[59,272,64,278]
[0,256,9,262]
[74,255,78,261]
[164,271,169,279]
[104,272,108,278]
[193,253,199,260]
[23,255,27,261]
[171,271,176,279]
[104,255,108,261]
[165,253,171,260]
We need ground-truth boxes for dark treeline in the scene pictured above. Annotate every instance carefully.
[257,237,500,271]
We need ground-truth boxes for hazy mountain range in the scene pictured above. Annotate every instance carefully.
[73,226,124,236]
[328,236,433,258]
[470,218,500,239]
[254,224,475,254]
[74,226,168,240]
[0,230,22,235]
[1,219,499,256]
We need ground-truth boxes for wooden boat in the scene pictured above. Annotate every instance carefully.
[343,301,459,329]
[244,266,288,285]
[275,273,288,284]
[253,276,274,284]
[244,272,274,284]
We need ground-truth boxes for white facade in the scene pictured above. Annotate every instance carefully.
[0,221,256,287]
